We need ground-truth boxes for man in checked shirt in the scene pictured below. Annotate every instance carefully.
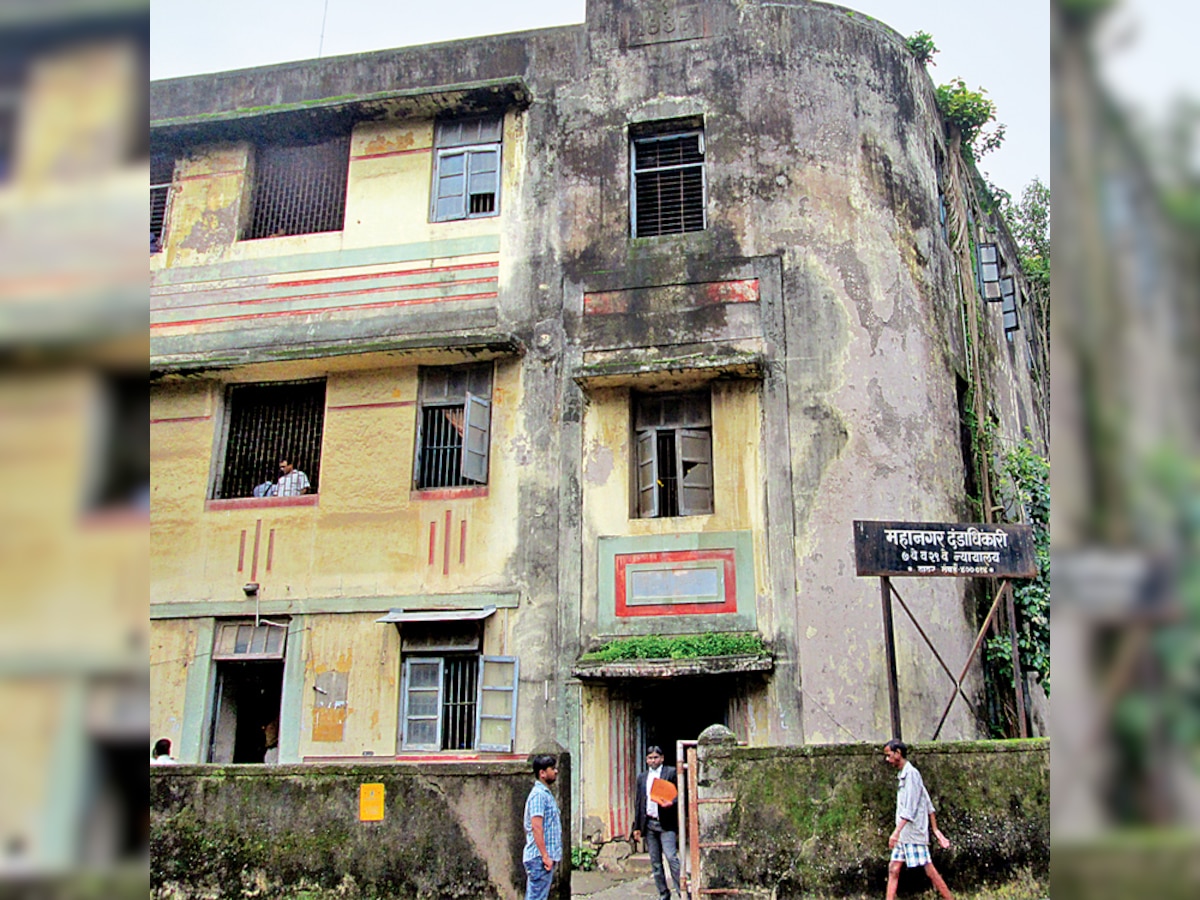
[883,739,954,900]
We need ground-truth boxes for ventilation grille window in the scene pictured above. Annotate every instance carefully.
[150,154,173,253]
[215,379,325,499]
[633,132,705,238]
[244,135,350,240]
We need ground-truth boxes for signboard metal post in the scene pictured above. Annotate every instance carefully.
[880,576,902,740]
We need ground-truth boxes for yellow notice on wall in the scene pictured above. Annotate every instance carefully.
[359,783,385,821]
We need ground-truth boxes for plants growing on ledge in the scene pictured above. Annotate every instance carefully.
[581,633,766,662]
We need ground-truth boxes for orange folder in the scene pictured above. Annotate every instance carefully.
[649,778,677,805]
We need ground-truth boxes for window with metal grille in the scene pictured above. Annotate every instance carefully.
[631,129,706,238]
[242,134,350,240]
[401,654,518,752]
[150,154,173,254]
[634,391,713,518]
[415,363,492,489]
[431,117,502,222]
[213,379,325,499]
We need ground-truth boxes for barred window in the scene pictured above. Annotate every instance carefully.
[401,650,518,752]
[243,134,350,240]
[634,391,713,518]
[431,117,502,222]
[213,379,325,499]
[414,363,492,489]
[631,129,706,238]
[150,154,173,254]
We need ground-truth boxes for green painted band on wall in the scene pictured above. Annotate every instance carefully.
[179,618,216,763]
[40,678,88,869]
[151,592,521,620]
[151,235,501,287]
[279,617,306,764]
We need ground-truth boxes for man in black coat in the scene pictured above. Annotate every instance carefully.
[631,745,682,900]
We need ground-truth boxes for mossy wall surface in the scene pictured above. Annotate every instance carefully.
[151,759,571,900]
[696,739,1047,898]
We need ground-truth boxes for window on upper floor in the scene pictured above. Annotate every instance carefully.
[211,378,325,500]
[150,153,173,254]
[430,116,502,222]
[634,390,713,518]
[242,133,350,240]
[398,621,517,752]
[414,363,492,490]
[631,124,706,238]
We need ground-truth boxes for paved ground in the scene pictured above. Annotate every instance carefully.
[571,869,663,898]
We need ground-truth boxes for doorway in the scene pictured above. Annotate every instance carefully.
[207,660,283,763]
[634,679,730,768]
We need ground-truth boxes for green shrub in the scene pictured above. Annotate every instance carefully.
[581,633,766,662]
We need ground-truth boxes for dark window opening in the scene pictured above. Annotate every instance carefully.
[88,373,149,512]
[632,130,706,237]
[440,655,479,750]
[80,741,148,865]
[634,680,730,770]
[415,363,492,489]
[243,134,350,240]
[207,659,284,764]
[431,117,502,222]
[635,391,713,518]
[150,154,173,253]
[0,76,23,182]
[214,379,325,499]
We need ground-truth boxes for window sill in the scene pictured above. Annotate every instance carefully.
[206,495,319,511]
[410,486,488,501]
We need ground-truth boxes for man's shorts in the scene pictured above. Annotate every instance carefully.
[890,842,931,867]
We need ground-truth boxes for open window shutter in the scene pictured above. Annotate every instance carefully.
[460,392,491,483]
[636,429,659,518]
[401,658,444,750]
[433,151,467,221]
[475,656,519,751]
[677,428,713,515]
[466,148,499,214]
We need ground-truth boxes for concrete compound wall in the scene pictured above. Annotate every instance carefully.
[693,734,1048,898]
[150,756,572,900]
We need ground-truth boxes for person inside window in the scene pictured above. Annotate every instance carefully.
[274,457,311,497]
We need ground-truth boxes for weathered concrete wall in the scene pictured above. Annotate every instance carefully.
[151,758,572,900]
[694,736,1048,898]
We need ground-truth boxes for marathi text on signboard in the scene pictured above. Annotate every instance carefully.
[853,520,1037,578]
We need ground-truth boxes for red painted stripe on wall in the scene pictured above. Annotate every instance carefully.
[327,400,416,411]
[428,522,437,566]
[459,519,467,566]
[238,530,246,572]
[154,274,499,314]
[614,549,738,617]
[350,146,432,161]
[250,519,262,581]
[151,290,500,329]
[442,510,452,575]
[266,528,275,572]
[270,260,497,290]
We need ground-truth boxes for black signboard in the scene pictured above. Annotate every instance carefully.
[854,520,1037,578]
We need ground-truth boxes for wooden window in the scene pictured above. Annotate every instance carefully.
[414,363,492,489]
[634,391,713,518]
[631,129,706,237]
[243,134,350,240]
[431,117,502,222]
[400,653,518,752]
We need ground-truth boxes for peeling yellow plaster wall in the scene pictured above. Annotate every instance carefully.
[299,613,399,757]
[150,620,198,752]
[151,358,523,604]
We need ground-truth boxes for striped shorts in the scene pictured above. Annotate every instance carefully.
[891,842,931,868]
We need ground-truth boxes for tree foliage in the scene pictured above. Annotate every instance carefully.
[904,31,938,66]
[935,78,1004,159]
[985,440,1050,709]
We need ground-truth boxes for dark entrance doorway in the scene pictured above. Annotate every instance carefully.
[634,678,730,768]
[208,660,283,763]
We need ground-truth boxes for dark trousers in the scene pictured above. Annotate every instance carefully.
[646,819,681,900]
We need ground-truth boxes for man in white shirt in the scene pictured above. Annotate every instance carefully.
[631,745,681,900]
[884,739,953,900]
[275,457,311,497]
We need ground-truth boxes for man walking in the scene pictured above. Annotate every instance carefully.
[523,754,562,900]
[632,745,682,900]
[883,739,953,900]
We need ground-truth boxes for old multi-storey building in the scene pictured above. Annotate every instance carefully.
[150,0,1044,841]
